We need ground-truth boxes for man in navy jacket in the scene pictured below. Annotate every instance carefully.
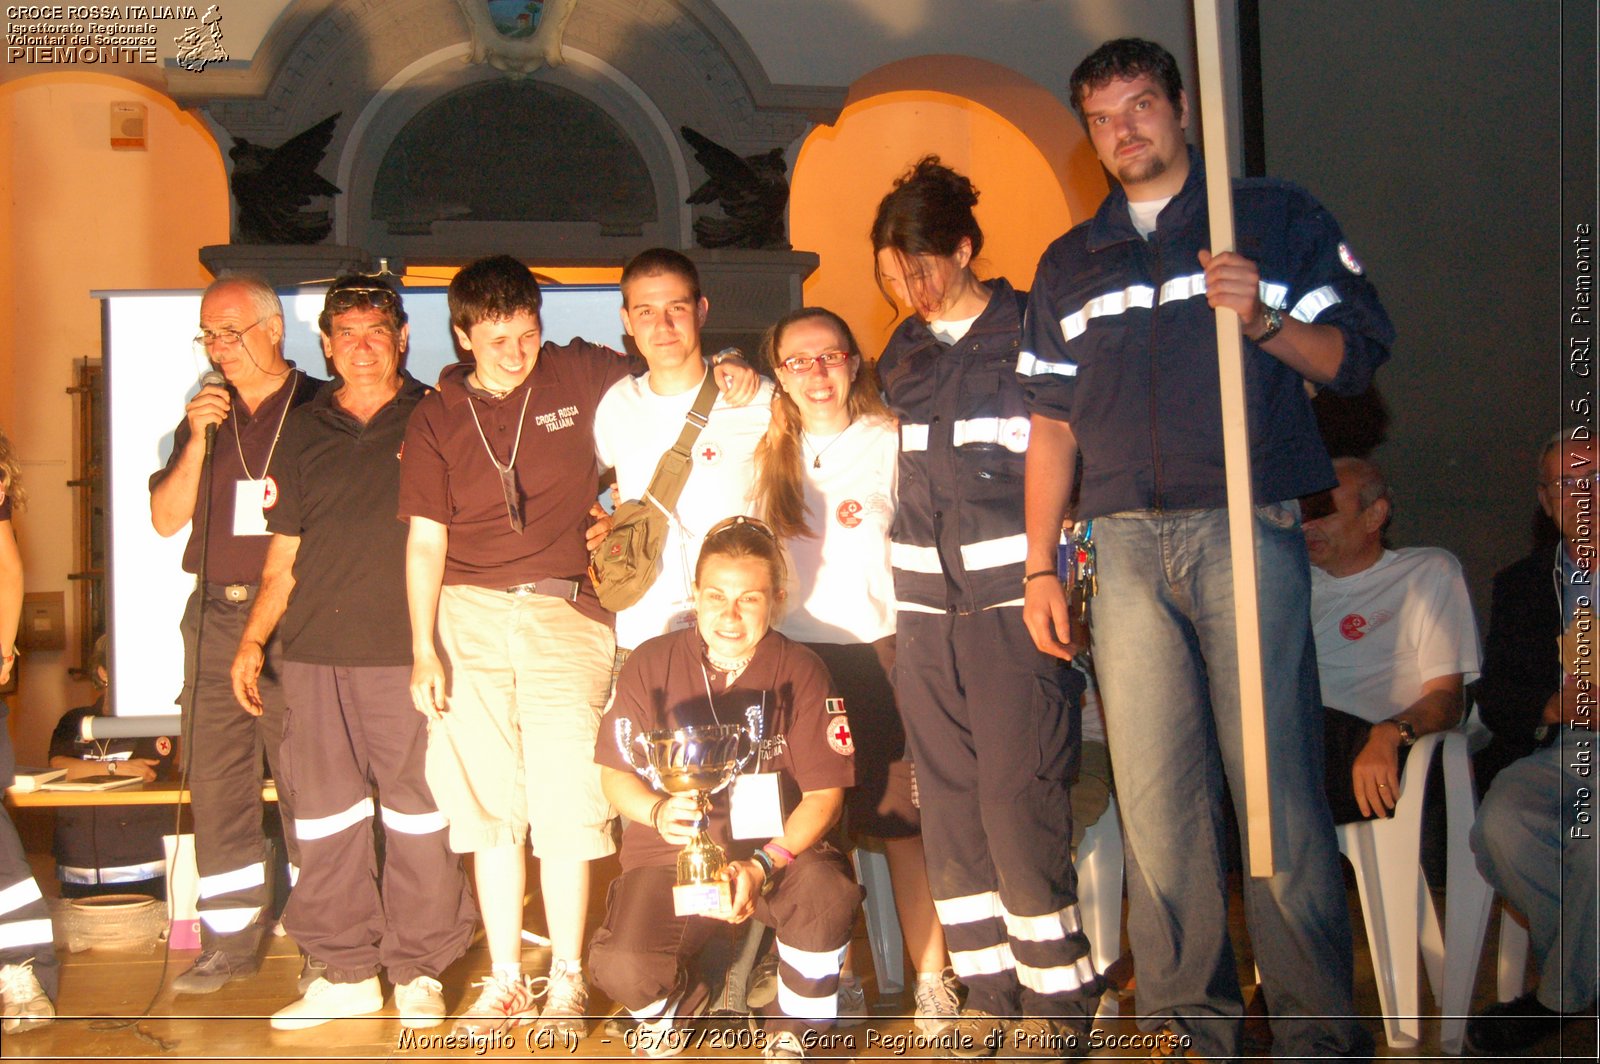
[1020,37,1392,1061]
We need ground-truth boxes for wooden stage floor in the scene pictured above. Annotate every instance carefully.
[3,853,1595,1061]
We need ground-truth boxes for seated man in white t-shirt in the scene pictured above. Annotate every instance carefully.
[594,249,774,665]
[1303,457,1481,823]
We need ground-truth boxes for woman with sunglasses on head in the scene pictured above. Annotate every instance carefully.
[753,308,957,1034]
[591,518,862,1061]
[870,157,1099,1054]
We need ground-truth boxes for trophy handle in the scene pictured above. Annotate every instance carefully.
[615,718,663,791]
[734,702,765,773]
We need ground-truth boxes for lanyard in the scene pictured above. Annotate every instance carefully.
[467,390,533,534]
[231,369,299,480]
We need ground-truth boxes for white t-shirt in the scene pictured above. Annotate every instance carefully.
[594,371,775,650]
[1128,195,1172,239]
[778,416,898,645]
[1311,547,1481,724]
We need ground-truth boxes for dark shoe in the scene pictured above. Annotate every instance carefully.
[1464,992,1577,1055]
[172,949,260,994]
[1009,1016,1089,1059]
[297,953,328,996]
[939,1010,1007,1059]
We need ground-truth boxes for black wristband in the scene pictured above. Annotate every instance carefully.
[1023,569,1060,586]
[748,848,778,895]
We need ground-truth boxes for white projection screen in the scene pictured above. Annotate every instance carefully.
[99,284,625,716]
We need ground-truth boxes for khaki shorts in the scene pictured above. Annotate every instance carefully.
[425,584,617,858]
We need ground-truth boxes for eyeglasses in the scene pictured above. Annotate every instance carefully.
[778,350,851,374]
[1543,474,1596,491]
[705,514,778,542]
[324,285,401,315]
[194,318,267,349]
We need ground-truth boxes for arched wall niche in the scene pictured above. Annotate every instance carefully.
[163,0,847,266]
[336,45,686,262]
[789,56,1097,358]
[844,55,1108,223]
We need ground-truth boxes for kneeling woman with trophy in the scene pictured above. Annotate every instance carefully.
[592,516,863,1060]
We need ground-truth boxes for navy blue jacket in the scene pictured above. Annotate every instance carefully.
[879,278,1032,614]
[1020,147,1394,520]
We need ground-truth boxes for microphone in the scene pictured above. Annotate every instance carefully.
[200,369,226,457]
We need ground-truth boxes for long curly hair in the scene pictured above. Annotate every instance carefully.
[0,428,25,511]
[753,307,891,540]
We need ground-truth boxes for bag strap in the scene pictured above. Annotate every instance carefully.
[641,368,721,514]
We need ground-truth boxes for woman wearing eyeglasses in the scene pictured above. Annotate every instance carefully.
[869,157,1099,1050]
[592,518,861,1061]
[752,307,957,1033]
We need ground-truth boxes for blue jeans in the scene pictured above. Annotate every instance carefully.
[1471,734,1597,1013]
[1089,505,1370,1060]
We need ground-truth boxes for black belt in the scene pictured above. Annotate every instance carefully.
[503,578,581,602]
[205,582,256,603]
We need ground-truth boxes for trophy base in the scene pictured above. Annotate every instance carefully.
[673,880,733,918]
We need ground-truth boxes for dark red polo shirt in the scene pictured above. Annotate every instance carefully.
[148,367,324,585]
[397,341,634,626]
[595,627,854,873]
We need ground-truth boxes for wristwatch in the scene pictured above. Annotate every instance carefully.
[1388,719,1417,747]
[1250,304,1284,344]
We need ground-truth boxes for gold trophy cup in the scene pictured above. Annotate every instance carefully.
[618,707,762,916]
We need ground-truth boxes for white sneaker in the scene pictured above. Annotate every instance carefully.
[835,974,868,1027]
[454,972,545,1037]
[0,961,55,1035]
[393,975,446,1030]
[270,975,383,1030]
[763,1029,806,1060]
[913,969,962,1036]
[535,960,589,1042]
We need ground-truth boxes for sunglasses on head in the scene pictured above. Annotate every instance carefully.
[324,285,400,315]
[704,514,777,543]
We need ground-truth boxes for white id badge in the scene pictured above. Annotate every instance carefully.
[729,772,784,839]
[232,479,271,536]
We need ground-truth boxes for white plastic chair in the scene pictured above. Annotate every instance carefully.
[1335,728,1495,1053]
[1076,794,1124,1020]
[853,846,905,995]
[1495,905,1530,1002]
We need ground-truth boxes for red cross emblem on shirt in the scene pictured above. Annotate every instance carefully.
[698,442,722,465]
[827,717,854,756]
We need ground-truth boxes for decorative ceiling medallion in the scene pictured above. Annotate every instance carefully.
[455,0,582,77]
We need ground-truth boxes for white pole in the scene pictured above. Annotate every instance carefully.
[1193,0,1274,877]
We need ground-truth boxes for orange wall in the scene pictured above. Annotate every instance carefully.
[791,89,1078,360]
[1,73,228,761]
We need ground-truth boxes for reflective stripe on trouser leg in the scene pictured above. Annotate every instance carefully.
[0,757,60,998]
[180,590,285,957]
[752,846,859,1036]
[895,609,1096,1019]
[278,662,476,985]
